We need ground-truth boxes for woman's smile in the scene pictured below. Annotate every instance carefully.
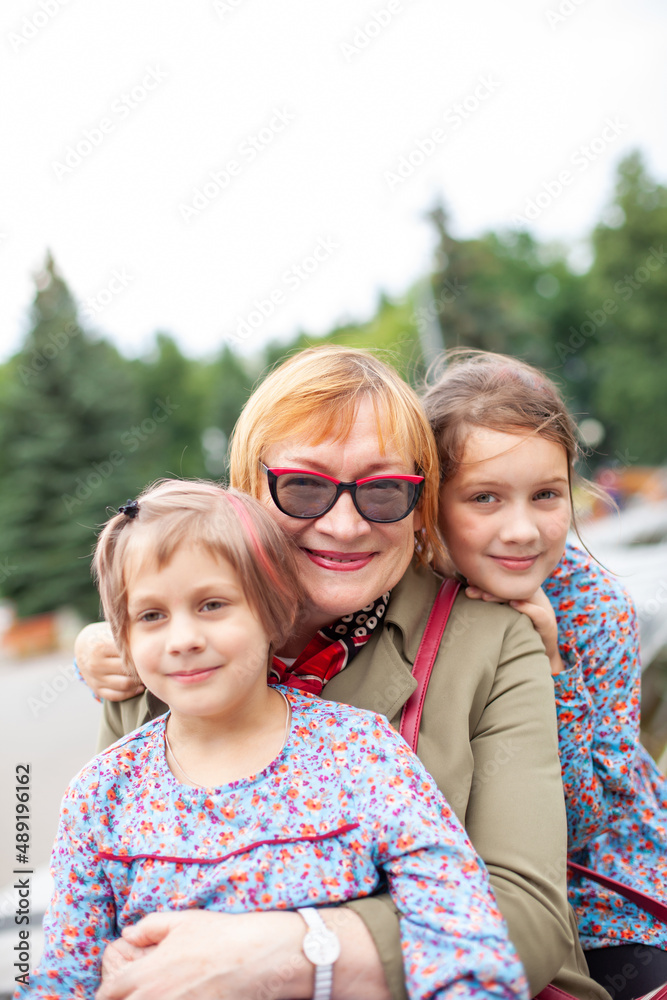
[302,548,376,570]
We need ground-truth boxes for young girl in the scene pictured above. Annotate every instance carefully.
[422,350,667,1000]
[19,479,529,1000]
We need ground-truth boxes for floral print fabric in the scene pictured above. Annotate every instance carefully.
[546,543,667,950]
[18,689,528,1000]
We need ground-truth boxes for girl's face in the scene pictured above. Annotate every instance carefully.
[260,396,421,637]
[126,543,271,723]
[439,427,571,601]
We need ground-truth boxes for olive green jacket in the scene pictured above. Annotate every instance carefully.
[98,562,609,1000]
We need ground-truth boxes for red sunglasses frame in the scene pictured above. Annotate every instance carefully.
[261,464,424,523]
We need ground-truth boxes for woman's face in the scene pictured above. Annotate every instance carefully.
[260,397,421,637]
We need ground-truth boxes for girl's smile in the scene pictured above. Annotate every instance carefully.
[487,554,539,571]
[167,664,224,683]
[439,427,572,602]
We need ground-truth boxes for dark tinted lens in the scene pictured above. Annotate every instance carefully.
[356,479,416,521]
[275,474,337,517]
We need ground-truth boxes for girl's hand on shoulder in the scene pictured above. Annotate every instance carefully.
[74,621,145,701]
[465,585,564,675]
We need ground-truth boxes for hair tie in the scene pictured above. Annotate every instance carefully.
[118,499,140,519]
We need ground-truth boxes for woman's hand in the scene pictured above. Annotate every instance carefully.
[465,584,564,675]
[95,908,389,1000]
[74,622,145,701]
[101,936,155,980]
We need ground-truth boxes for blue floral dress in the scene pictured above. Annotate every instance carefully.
[545,543,667,950]
[17,688,528,1000]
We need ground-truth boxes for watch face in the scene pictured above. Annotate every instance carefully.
[303,929,341,966]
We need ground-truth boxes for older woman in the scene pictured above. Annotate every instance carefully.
[76,347,606,1000]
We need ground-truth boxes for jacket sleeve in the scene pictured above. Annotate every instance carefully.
[17,766,115,998]
[344,894,408,1000]
[551,580,641,852]
[357,717,530,1000]
[97,691,161,752]
[463,612,573,994]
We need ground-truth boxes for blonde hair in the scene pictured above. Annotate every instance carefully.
[228,346,441,564]
[92,480,305,673]
[422,349,604,538]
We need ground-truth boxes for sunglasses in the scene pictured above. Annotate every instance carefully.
[261,464,424,523]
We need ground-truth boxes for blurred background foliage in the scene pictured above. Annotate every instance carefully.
[1,149,666,620]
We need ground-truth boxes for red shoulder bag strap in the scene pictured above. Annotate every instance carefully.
[534,860,667,1000]
[399,578,460,753]
[529,870,667,1000]
[567,861,667,925]
[538,983,667,1000]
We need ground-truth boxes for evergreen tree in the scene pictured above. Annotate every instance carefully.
[426,203,572,367]
[582,152,667,465]
[128,332,208,482]
[200,344,256,455]
[262,296,424,388]
[0,255,141,618]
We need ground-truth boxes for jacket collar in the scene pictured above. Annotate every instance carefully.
[323,560,442,722]
[383,559,443,664]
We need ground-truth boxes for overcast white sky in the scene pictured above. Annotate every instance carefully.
[2,0,666,363]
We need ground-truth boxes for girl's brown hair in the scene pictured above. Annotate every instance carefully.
[92,479,305,674]
[421,349,603,537]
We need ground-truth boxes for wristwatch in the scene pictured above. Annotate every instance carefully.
[296,907,341,1000]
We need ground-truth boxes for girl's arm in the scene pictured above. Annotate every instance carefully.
[360,717,530,1000]
[545,553,641,851]
[16,766,116,999]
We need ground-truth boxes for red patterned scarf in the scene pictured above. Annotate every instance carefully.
[270,592,390,695]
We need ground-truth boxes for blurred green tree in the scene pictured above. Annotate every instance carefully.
[198,344,256,477]
[262,294,424,389]
[0,255,141,619]
[426,202,579,369]
[127,332,208,482]
[423,203,596,443]
[582,151,667,465]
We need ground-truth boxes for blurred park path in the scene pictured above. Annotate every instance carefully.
[0,650,101,994]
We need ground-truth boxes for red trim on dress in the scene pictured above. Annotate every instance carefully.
[98,821,360,865]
